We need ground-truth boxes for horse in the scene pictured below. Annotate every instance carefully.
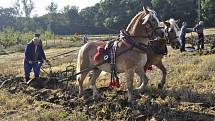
[163,18,181,49]
[76,7,160,102]
[136,18,181,91]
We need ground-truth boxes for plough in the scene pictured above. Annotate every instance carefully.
[39,49,78,84]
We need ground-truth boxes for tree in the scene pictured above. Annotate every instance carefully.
[0,7,16,17]
[21,0,34,18]
[0,7,17,31]
[151,0,171,20]
[201,0,215,26]
[46,2,58,14]
[13,0,22,17]
[46,2,58,33]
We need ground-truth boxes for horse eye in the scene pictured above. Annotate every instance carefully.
[168,28,173,32]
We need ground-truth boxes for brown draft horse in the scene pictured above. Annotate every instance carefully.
[136,18,181,91]
[76,7,160,102]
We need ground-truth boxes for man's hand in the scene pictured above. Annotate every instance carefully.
[29,61,33,64]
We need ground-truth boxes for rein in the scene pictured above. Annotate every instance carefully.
[120,30,150,52]
[127,27,162,39]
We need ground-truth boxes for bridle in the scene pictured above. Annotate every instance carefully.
[126,12,161,40]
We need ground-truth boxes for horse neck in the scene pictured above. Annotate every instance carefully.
[125,12,150,44]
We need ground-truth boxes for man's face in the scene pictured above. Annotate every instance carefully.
[33,38,40,45]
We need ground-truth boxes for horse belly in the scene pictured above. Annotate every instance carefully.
[116,53,147,72]
[93,53,147,73]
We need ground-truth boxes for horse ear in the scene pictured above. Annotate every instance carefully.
[142,14,150,25]
[163,21,171,27]
[176,19,180,24]
[143,6,149,14]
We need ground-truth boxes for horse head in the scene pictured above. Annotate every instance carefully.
[163,18,181,49]
[126,7,160,43]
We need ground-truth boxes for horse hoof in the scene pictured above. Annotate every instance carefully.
[78,94,83,98]
[93,93,100,100]
[127,100,137,107]
[158,83,164,90]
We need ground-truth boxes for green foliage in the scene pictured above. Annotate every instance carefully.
[201,0,215,26]
[59,111,69,118]
[44,31,54,40]
[70,35,81,42]
[0,27,17,48]
[0,0,215,35]
[0,26,56,47]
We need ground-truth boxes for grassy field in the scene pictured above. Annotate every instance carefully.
[0,30,215,120]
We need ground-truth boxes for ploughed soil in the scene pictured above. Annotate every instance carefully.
[0,75,214,121]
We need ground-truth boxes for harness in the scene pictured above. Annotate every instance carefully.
[109,41,120,88]
[120,30,167,55]
[101,30,167,89]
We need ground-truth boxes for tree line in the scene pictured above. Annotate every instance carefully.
[0,0,214,35]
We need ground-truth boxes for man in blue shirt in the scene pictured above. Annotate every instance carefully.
[193,21,204,50]
[179,22,192,52]
[24,33,48,82]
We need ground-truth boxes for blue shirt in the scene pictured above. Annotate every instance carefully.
[179,25,191,38]
[193,24,204,33]
[24,41,46,63]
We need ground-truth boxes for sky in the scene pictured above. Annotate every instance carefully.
[0,0,101,16]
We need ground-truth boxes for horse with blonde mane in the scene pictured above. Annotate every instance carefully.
[76,7,160,102]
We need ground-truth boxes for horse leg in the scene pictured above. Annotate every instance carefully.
[89,69,101,99]
[125,69,134,102]
[135,68,143,87]
[76,47,90,96]
[155,61,166,89]
[135,67,149,92]
[77,71,88,96]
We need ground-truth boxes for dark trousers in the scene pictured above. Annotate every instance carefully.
[197,33,204,50]
[180,36,185,52]
[24,62,42,81]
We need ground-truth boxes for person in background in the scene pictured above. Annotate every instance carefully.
[82,34,88,44]
[179,22,192,52]
[24,33,49,82]
[193,21,204,50]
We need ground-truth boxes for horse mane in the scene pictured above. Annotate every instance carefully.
[168,18,180,31]
[126,11,144,32]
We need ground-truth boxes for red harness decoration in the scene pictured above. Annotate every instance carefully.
[109,79,120,89]
[94,46,105,61]
[144,65,153,72]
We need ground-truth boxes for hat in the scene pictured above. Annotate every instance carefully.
[34,33,40,37]
[33,33,40,41]
[199,21,204,25]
